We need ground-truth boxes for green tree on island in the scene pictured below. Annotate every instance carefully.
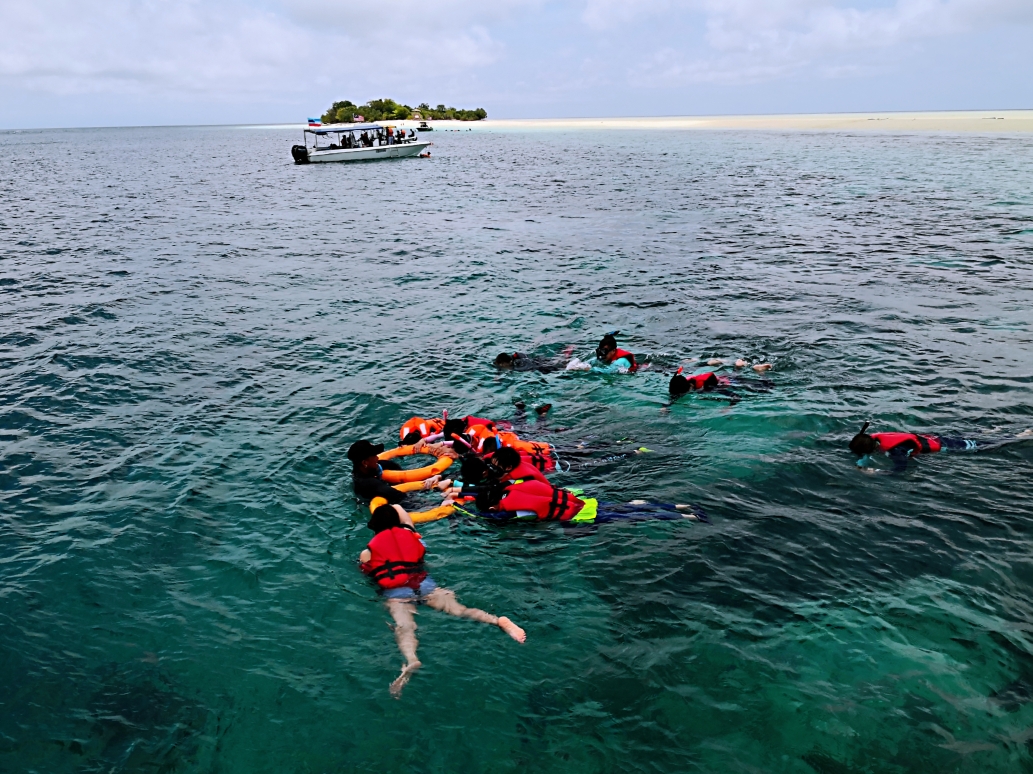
[321,98,486,124]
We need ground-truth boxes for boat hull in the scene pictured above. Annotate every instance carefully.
[306,141,430,163]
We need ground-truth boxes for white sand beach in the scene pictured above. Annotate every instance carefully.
[400,110,1033,133]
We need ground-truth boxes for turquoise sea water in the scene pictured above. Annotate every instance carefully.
[2,125,1033,773]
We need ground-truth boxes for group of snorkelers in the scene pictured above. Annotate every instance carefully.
[495,332,775,405]
[349,331,1032,695]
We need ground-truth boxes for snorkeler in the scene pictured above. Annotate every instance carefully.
[668,367,774,404]
[445,476,708,524]
[400,413,498,446]
[348,439,453,505]
[359,503,526,697]
[565,332,640,373]
[493,351,567,374]
[848,422,1033,472]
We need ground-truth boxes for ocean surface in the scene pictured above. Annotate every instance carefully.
[2,124,1033,774]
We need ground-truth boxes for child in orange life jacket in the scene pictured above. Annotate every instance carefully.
[358,503,526,697]
[848,421,1032,473]
[399,415,499,446]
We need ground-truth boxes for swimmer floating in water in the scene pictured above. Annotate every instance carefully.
[359,503,526,697]
[493,350,570,374]
[348,439,454,505]
[849,422,1033,473]
[444,469,709,524]
[566,332,641,374]
[668,366,774,405]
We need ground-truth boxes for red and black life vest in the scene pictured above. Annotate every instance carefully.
[360,526,426,589]
[683,372,719,390]
[611,348,638,373]
[500,460,550,486]
[498,480,585,521]
[871,432,942,455]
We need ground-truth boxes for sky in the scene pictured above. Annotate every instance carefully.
[0,0,1031,128]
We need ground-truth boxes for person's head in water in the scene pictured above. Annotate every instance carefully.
[347,439,385,476]
[494,353,514,369]
[848,422,877,456]
[490,447,521,477]
[669,373,692,397]
[401,430,423,445]
[596,334,618,363]
[367,503,401,533]
[443,418,470,451]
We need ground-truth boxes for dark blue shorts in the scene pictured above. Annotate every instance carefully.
[381,575,438,602]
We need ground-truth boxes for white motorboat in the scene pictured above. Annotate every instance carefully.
[291,123,430,164]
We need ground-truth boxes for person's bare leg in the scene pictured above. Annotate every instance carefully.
[424,588,526,643]
[387,599,421,697]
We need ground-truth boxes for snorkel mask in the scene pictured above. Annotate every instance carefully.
[596,330,620,360]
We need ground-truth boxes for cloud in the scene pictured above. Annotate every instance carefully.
[0,0,535,98]
[616,0,1033,85]
[0,0,1029,123]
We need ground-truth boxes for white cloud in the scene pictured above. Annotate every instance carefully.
[0,0,1029,123]
[0,0,534,98]
[619,0,1033,84]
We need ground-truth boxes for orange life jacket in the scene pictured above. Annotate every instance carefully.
[360,526,426,588]
[498,480,584,521]
[467,426,555,469]
[871,432,942,454]
[399,417,444,443]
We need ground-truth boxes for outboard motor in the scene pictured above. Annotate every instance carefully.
[291,145,309,164]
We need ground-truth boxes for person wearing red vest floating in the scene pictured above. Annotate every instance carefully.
[848,421,1033,472]
[668,367,773,404]
[450,478,710,524]
[359,503,526,697]
[470,426,557,472]
[479,479,586,521]
[594,332,638,373]
[485,446,551,486]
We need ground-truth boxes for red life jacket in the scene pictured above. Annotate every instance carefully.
[360,526,426,588]
[519,449,556,472]
[612,348,638,373]
[500,460,551,486]
[498,480,585,521]
[684,372,719,390]
[871,432,942,454]
[464,415,496,431]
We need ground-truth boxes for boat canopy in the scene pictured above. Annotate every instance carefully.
[306,123,384,134]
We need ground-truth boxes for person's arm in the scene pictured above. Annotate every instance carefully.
[359,548,372,563]
[887,446,913,473]
[413,439,459,460]
[354,475,406,504]
[392,504,415,528]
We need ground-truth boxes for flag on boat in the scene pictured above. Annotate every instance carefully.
[308,117,322,127]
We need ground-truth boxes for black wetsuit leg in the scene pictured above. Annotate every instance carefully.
[592,502,710,524]
[729,377,774,392]
[937,436,993,452]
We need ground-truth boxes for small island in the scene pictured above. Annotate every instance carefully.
[320,98,486,124]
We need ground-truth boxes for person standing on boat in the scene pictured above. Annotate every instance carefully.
[359,503,526,697]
